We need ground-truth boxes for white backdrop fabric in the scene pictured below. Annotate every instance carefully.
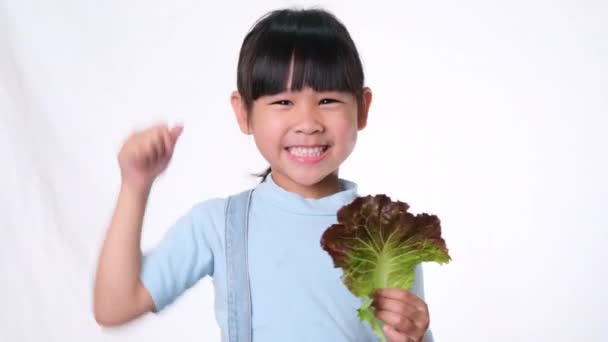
[1,0,607,341]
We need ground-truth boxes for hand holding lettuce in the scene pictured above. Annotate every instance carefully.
[320,195,451,341]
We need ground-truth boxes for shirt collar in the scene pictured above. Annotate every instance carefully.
[253,173,359,216]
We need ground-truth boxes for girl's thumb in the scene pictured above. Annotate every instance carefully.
[170,125,183,141]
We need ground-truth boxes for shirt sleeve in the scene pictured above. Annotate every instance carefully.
[139,203,216,312]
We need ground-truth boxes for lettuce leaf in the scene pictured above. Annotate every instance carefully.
[320,195,451,341]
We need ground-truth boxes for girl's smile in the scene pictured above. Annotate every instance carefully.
[285,144,331,164]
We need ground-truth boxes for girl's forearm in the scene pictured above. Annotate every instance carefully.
[94,182,150,323]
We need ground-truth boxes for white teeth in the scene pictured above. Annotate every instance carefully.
[288,146,327,157]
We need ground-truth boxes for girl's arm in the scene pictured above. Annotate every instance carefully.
[93,183,155,326]
[93,123,182,326]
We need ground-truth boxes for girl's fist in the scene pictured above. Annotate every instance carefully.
[118,123,183,190]
[373,288,430,342]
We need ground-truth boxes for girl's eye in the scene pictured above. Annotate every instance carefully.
[271,100,292,106]
[320,98,340,105]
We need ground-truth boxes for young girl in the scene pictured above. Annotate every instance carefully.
[94,8,433,342]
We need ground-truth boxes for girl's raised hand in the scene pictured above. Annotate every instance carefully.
[373,288,430,342]
[118,123,183,191]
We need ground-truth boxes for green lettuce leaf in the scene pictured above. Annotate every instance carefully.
[320,195,451,341]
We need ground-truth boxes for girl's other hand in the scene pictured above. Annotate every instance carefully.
[372,288,430,342]
[118,123,183,192]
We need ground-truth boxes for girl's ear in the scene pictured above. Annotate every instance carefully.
[357,87,373,131]
[230,91,252,135]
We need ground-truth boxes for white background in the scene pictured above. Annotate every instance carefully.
[1,0,606,341]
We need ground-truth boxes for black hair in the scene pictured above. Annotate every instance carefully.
[236,8,365,182]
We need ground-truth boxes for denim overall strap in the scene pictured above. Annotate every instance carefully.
[225,189,254,342]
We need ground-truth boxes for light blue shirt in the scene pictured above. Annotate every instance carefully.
[140,175,427,341]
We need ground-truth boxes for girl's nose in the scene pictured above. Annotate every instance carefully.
[294,109,325,134]
[295,123,324,134]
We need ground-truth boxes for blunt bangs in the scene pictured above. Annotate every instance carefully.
[237,9,364,109]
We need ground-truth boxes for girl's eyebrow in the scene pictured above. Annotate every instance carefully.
[317,91,352,99]
[266,90,293,98]
[317,89,349,95]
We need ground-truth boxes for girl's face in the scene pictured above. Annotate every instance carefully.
[232,86,372,198]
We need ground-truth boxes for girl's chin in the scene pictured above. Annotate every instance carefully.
[275,168,338,187]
